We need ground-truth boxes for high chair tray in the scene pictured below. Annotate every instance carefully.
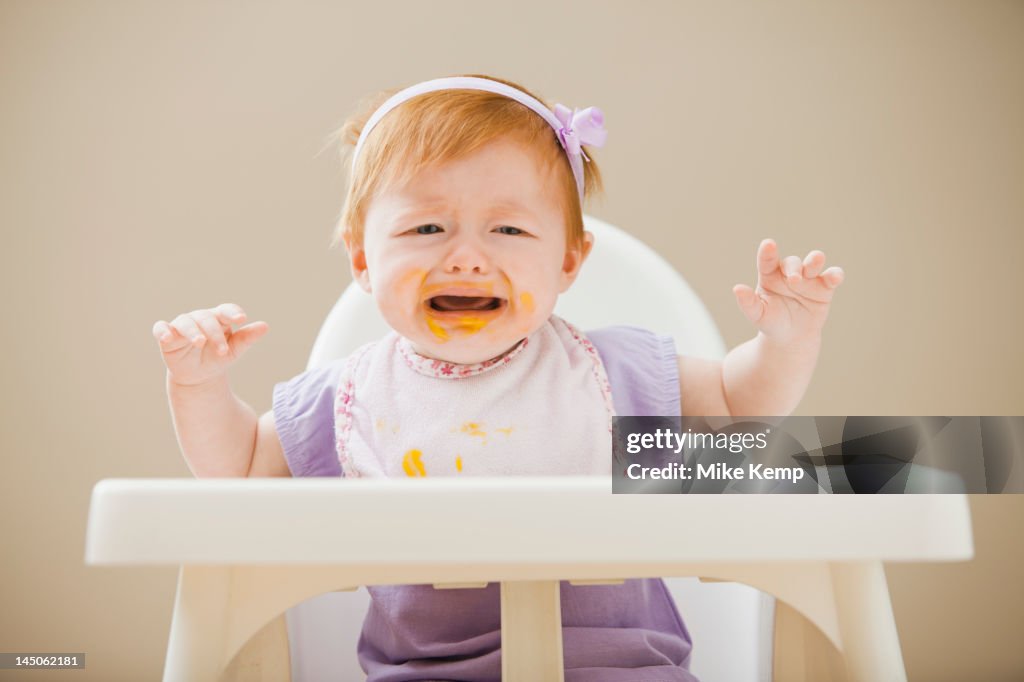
[85,477,972,570]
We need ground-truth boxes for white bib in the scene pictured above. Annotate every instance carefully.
[333,316,615,478]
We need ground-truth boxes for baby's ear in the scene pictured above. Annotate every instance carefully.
[343,234,372,293]
[559,230,594,292]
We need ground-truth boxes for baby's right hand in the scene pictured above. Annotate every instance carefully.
[152,303,269,387]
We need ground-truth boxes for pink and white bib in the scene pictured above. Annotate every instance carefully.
[333,315,615,478]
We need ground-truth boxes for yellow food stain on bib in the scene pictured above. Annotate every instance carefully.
[455,456,463,472]
[402,449,427,477]
[496,426,514,436]
[460,422,487,438]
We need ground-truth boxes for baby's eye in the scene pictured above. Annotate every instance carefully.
[412,224,443,235]
[494,226,525,236]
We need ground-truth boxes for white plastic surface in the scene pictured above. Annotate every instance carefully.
[86,479,973,566]
[85,479,972,681]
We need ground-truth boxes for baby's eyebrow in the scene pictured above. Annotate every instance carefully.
[392,199,537,222]
[391,204,448,222]
[488,200,534,217]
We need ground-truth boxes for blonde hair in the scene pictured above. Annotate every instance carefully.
[332,74,604,252]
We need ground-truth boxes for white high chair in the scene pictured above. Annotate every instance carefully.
[85,215,974,682]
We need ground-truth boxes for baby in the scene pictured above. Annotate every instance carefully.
[153,74,843,681]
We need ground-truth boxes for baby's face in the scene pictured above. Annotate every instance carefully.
[351,136,590,364]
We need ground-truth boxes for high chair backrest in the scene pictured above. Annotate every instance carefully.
[307,214,726,370]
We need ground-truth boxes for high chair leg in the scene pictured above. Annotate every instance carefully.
[500,580,564,682]
[830,561,907,682]
[164,565,232,682]
[221,614,291,682]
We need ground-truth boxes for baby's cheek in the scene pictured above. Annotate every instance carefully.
[393,268,427,306]
[377,296,404,320]
[377,269,426,326]
[397,267,428,290]
[510,289,552,336]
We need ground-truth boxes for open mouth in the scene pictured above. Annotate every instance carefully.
[428,296,505,313]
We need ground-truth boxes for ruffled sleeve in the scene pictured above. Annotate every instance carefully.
[586,326,680,417]
[272,359,346,477]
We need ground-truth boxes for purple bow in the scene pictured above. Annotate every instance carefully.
[553,104,607,162]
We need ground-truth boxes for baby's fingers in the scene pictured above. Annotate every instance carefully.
[757,239,780,276]
[212,302,248,328]
[786,266,845,302]
[191,310,231,355]
[169,313,207,349]
[226,321,269,358]
[152,320,191,352]
[733,284,766,324]
[781,255,803,285]
[821,266,845,289]
[802,250,826,279]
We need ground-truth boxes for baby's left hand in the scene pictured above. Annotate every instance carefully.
[732,239,844,345]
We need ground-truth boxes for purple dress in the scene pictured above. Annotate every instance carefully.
[273,326,698,682]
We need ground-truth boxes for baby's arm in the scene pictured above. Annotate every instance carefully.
[679,240,844,417]
[152,303,289,477]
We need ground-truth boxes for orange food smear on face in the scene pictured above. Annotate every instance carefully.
[455,315,488,334]
[420,281,499,337]
[399,268,428,288]
[426,317,449,341]
[402,449,427,477]
[420,280,494,298]
[519,292,534,313]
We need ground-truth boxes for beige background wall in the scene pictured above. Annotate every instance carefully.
[1,1,1021,680]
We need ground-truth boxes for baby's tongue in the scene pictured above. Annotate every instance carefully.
[432,295,494,312]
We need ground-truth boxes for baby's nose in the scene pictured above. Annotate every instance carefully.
[443,241,491,275]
